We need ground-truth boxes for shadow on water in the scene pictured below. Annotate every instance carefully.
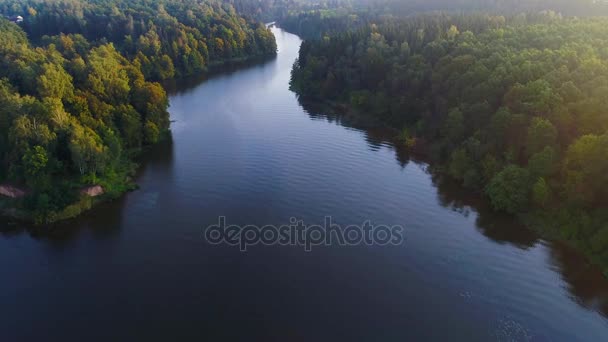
[298,97,538,248]
[549,241,608,315]
[296,95,608,318]
[162,55,277,96]
[298,98,413,167]
[0,133,175,245]
[0,54,274,242]
[1,29,608,333]
[432,175,540,249]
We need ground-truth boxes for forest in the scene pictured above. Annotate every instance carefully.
[0,0,276,222]
[0,0,276,80]
[276,0,608,39]
[290,13,608,272]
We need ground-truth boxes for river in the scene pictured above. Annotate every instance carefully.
[1,27,608,341]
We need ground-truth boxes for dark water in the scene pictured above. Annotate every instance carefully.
[2,28,608,341]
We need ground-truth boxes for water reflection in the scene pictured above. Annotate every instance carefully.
[298,96,539,248]
[298,98,412,167]
[0,132,175,243]
[1,27,608,340]
[549,241,608,315]
[296,95,608,318]
[432,175,539,249]
[163,56,277,96]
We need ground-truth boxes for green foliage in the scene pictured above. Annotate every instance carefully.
[448,148,470,180]
[47,196,93,223]
[442,108,465,146]
[563,134,608,205]
[532,177,550,207]
[37,63,74,100]
[0,1,277,222]
[528,146,556,180]
[291,14,608,212]
[0,0,277,81]
[481,154,500,182]
[143,121,160,145]
[87,44,131,104]
[22,145,48,178]
[290,11,608,271]
[486,165,530,214]
[526,117,557,157]
[69,123,107,177]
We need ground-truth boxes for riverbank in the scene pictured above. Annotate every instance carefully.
[0,49,279,226]
[298,95,608,277]
[162,53,277,92]
[2,26,608,340]
[0,5,279,226]
[0,161,138,225]
[289,17,608,277]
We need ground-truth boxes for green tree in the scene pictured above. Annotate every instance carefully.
[69,123,107,177]
[526,117,557,157]
[563,134,608,205]
[486,165,531,214]
[156,55,176,80]
[442,108,465,146]
[87,44,131,104]
[143,120,160,144]
[532,177,550,207]
[23,145,48,180]
[528,146,555,179]
[448,148,471,180]
[37,62,74,100]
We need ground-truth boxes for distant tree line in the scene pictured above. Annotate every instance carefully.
[291,13,608,272]
[275,0,608,39]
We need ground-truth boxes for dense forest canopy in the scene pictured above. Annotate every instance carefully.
[0,0,277,80]
[273,0,608,39]
[2,0,607,275]
[0,0,276,222]
[290,13,608,272]
[368,0,608,16]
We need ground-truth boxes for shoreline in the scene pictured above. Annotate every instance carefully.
[0,52,278,226]
[297,95,608,277]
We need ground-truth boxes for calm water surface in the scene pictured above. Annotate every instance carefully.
[2,27,608,341]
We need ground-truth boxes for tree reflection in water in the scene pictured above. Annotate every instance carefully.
[298,96,608,318]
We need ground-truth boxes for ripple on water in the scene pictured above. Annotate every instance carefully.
[0,26,597,342]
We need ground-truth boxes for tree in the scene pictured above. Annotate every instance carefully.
[528,146,555,179]
[133,82,169,130]
[69,123,107,177]
[441,108,465,146]
[22,145,48,184]
[532,177,550,207]
[287,9,608,276]
[37,62,74,100]
[143,121,160,144]
[526,117,557,157]
[486,165,531,214]
[156,55,175,80]
[563,134,608,205]
[448,148,471,180]
[446,25,460,40]
[115,105,142,148]
[0,0,270,220]
[504,80,556,117]
[488,108,511,150]
[87,44,131,104]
